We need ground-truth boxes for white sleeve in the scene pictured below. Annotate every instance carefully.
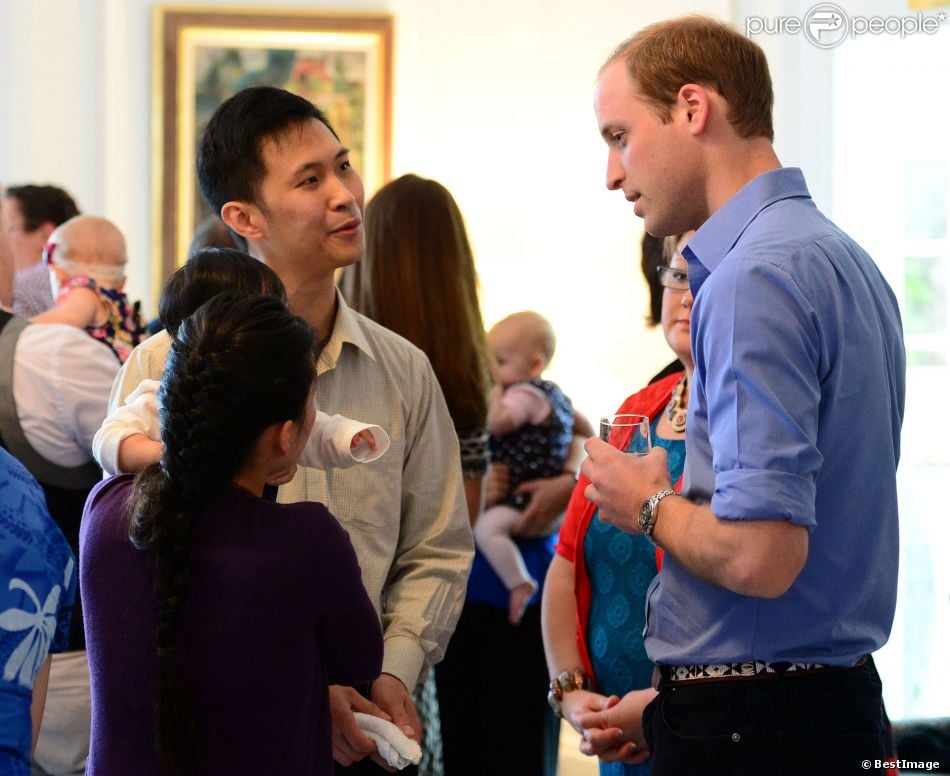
[298,411,391,470]
[51,332,120,459]
[13,324,119,468]
[92,380,161,475]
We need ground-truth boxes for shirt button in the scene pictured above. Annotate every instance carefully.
[731,733,741,743]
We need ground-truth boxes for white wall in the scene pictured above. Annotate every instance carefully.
[0,0,739,422]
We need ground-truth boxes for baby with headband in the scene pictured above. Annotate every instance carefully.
[32,215,143,362]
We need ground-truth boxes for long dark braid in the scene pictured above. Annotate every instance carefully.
[128,293,315,774]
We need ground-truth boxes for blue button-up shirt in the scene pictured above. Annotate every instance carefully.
[644,168,905,667]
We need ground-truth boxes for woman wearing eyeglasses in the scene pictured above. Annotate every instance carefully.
[541,231,694,774]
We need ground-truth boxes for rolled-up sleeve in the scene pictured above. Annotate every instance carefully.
[696,256,823,528]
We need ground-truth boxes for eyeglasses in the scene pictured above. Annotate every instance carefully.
[657,264,689,292]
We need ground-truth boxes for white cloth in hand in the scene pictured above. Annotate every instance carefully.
[353,712,422,770]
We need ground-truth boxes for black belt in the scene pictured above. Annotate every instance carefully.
[652,656,867,687]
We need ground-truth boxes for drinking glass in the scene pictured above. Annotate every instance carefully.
[599,413,652,456]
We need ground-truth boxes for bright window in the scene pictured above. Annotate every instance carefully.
[831,15,950,720]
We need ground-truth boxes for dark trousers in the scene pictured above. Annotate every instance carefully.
[434,602,559,776]
[643,659,887,775]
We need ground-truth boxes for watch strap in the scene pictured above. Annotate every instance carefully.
[642,488,677,543]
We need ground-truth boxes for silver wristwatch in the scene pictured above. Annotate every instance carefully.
[638,489,676,543]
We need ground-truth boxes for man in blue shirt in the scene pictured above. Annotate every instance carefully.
[576,15,905,775]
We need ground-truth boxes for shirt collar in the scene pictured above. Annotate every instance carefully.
[682,167,812,295]
[317,288,376,374]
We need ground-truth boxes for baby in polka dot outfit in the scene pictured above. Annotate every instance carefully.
[481,311,574,624]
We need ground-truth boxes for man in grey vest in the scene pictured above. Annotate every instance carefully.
[1,208,118,774]
[2,184,80,317]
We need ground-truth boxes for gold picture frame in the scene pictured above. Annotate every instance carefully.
[151,6,392,302]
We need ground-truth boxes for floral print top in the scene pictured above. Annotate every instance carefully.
[57,276,144,364]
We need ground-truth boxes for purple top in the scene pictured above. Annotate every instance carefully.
[80,475,382,775]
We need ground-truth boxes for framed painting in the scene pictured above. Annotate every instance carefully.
[152,7,392,300]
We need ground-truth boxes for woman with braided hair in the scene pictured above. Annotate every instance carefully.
[80,293,382,775]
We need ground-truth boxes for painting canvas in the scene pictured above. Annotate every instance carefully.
[153,8,392,297]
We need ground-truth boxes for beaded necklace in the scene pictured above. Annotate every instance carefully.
[665,373,688,433]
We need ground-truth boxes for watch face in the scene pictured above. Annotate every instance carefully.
[639,499,653,533]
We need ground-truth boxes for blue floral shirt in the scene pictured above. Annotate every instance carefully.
[0,449,76,774]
